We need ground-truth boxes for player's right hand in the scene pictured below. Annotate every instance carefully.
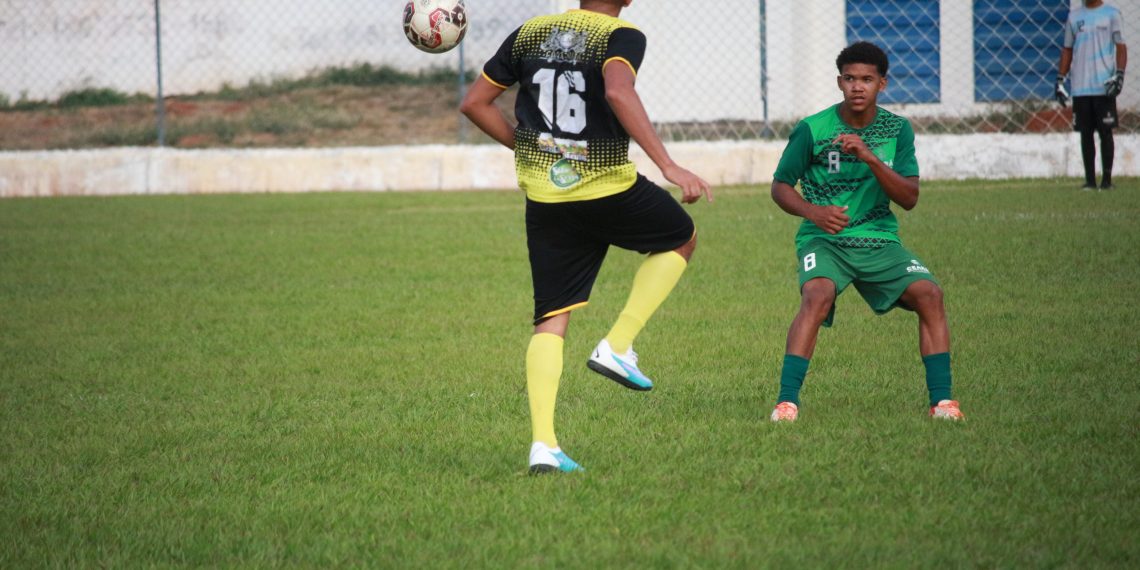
[1054,75,1070,107]
[663,164,713,204]
[808,205,849,234]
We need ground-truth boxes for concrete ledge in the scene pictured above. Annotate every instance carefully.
[1,134,1137,198]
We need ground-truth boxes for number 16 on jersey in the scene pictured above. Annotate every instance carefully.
[533,69,586,134]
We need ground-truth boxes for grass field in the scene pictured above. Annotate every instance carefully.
[1,178,1137,567]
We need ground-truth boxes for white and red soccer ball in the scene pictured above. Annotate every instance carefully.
[403,0,468,54]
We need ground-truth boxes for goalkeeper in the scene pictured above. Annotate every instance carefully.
[1055,0,1128,190]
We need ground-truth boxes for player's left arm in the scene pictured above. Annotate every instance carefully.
[833,133,919,211]
[460,76,514,149]
[460,27,519,149]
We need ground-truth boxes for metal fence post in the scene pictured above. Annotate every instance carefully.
[759,0,773,138]
[154,0,166,147]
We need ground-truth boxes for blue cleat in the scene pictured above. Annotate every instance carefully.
[587,339,654,391]
[528,442,584,474]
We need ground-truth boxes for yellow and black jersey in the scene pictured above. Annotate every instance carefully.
[482,9,645,203]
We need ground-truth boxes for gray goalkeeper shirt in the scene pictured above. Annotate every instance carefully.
[1064,4,1125,97]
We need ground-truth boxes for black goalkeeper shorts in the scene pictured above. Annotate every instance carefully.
[525,174,695,324]
[1073,95,1118,131]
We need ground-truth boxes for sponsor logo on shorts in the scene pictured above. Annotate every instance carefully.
[906,259,930,274]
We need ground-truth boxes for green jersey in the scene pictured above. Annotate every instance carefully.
[773,104,919,250]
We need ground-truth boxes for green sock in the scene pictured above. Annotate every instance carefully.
[777,354,810,406]
[922,352,952,407]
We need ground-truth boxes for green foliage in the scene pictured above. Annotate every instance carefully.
[0,180,1137,567]
[0,64,466,113]
[56,87,138,109]
[8,91,51,112]
[0,87,149,112]
[207,63,472,101]
[316,62,469,87]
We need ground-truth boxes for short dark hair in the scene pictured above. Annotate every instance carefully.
[836,41,889,77]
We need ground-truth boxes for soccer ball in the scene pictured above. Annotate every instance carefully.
[403,0,468,54]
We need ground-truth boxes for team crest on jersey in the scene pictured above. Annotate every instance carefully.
[540,27,588,64]
[549,158,582,188]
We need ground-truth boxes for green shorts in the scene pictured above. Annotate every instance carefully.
[796,238,939,327]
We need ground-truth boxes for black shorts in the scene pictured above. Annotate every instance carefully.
[526,174,695,324]
[1072,96,1118,131]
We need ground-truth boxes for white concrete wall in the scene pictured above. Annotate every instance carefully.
[3,135,1137,198]
[9,1,1134,120]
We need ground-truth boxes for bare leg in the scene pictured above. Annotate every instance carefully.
[899,280,949,356]
[535,311,570,337]
[672,233,697,261]
[785,278,837,358]
[773,278,835,409]
[900,280,956,410]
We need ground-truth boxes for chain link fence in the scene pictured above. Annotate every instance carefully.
[0,0,1136,150]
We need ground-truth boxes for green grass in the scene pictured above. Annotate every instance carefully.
[1,179,1137,567]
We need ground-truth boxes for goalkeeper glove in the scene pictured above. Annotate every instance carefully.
[1054,75,1070,106]
[1105,70,1125,97]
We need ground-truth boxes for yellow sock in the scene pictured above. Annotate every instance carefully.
[606,250,688,353]
[526,332,563,448]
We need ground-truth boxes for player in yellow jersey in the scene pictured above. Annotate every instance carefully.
[461,0,713,474]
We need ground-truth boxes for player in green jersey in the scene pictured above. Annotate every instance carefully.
[461,0,712,473]
[768,42,964,422]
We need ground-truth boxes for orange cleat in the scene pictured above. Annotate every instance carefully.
[770,401,799,422]
[929,399,965,420]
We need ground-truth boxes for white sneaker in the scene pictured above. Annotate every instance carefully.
[528,442,584,474]
[586,339,654,391]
